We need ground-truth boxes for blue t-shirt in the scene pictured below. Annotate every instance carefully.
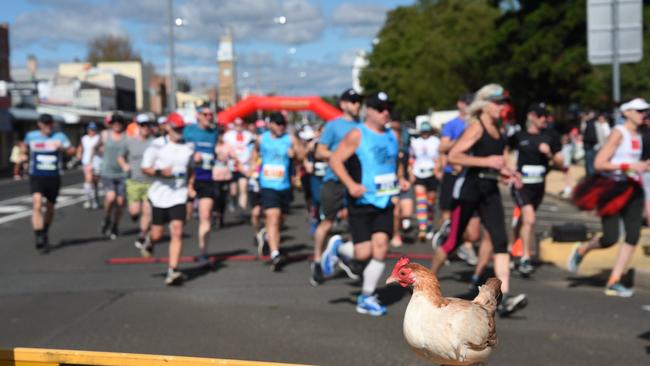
[441,116,466,173]
[259,131,293,191]
[354,124,399,209]
[320,117,359,182]
[25,130,71,177]
[183,124,218,182]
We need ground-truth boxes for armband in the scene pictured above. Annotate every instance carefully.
[619,163,630,171]
[155,169,162,177]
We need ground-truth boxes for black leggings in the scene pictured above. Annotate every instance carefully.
[599,189,644,247]
[442,190,509,255]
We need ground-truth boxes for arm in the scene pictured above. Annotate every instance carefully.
[290,135,305,161]
[314,124,334,161]
[141,147,172,177]
[438,136,455,154]
[330,129,365,197]
[593,129,646,173]
[315,143,332,161]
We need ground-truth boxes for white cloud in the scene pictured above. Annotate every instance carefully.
[331,3,387,37]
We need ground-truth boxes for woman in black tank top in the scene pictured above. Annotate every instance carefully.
[431,83,527,317]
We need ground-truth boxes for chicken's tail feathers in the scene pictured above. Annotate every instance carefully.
[473,277,502,314]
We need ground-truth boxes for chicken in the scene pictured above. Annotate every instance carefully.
[386,257,501,366]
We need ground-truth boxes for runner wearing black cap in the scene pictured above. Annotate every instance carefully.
[23,114,75,252]
[324,91,406,316]
[509,102,563,275]
[311,88,362,285]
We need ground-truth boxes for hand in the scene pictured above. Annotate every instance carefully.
[485,155,505,170]
[347,183,366,198]
[160,167,173,177]
[539,143,551,157]
[632,161,649,174]
[399,178,410,191]
[502,170,522,189]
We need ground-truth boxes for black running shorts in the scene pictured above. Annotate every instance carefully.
[193,180,217,200]
[151,204,186,225]
[414,176,440,192]
[30,176,61,204]
[320,180,346,220]
[512,183,545,210]
[348,204,394,244]
[261,188,292,213]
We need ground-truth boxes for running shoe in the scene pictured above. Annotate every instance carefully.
[109,227,119,240]
[310,261,324,286]
[270,254,286,272]
[604,283,634,297]
[35,232,49,254]
[165,269,184,286]
[197,254,211,268]
[256,228,269,257]
[517,258,534,276]
[356,294,387,316]
[497,293,528,317]
[432,220,450,250]
[321,235,342,277]
[566,243,583,273]
[100,218,111,236]
[401,219,413,232]
[457,243,478,266]
[83,200,91,209]
[425,230,435,241]
[337,256,361,280]
[390,235,403,248]
[90,201,99,210]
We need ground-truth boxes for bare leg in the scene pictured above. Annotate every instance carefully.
[607,243,637,286]
[265,208,282,254]
[197,198,214,255]
[168,220,184,269]
[313,219,333,262]
[519,205,536,259]
[493,253,510,294]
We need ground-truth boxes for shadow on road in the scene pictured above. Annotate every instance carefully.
[52,236,109,251]
[566,268,635,288]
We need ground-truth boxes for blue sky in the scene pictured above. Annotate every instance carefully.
[1,0,414,96]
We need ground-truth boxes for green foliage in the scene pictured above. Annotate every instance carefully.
[361,0,650,120]
[86,35,141,64]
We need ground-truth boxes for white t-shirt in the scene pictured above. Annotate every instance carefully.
[223,130,254,172]
[410,135,440,179]
[81,134,100,166]
[141,136,194,208]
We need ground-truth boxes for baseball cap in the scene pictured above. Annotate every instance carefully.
[269,112,287,125]
[166,112,185,129]
[528,102,549,117]
[365,91,392,112]
[110,113,125,124]
[340,88,363,103]
[299,125,316,140]
[157,116,167,125]
[38,113,54,124]
[136,113,151,124]
[458,93,474,104]
[620,98,650,112]
[88,121,98,130]
[419,121,433,132]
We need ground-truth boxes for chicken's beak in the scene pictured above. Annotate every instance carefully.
[386,275,397,285]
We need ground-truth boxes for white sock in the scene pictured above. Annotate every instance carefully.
[362,259,385,296]
[83,183,93,200]
[337,240,354,259]
[270,250,280,259]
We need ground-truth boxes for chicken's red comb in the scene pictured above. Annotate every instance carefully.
[396,256,410,268]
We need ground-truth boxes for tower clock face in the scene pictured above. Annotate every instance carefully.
[223,68,231,76]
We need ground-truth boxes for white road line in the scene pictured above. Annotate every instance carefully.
[0,205,30,214]
[0,195,87,225]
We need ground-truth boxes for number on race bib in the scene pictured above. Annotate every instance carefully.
[375,173,399,196]
[263,164,286,181]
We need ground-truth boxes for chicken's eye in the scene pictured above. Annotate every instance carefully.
[399,270,406,276]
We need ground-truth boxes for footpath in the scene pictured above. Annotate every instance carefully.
[541,165,650,290]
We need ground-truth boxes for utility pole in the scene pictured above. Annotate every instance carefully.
[168,0,177,112]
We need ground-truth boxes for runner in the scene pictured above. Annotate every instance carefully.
[141,112,194,285]
[97,113,129,240]
[224,118,255,215]
[409,121,441,242]
[302,124,326,237]
[568,98,650,297]
[435,93,479,266]
[389,110,414,247]
[324,91,405,316]
[252,112,304,271]
[77,121,101,209]
[311,88,362,284]
[183,104,218,266]
[23,114,74,253]
[125,116,155,256]
[508,102,562,275]
[212,131,236,229]
[430,84,527,317]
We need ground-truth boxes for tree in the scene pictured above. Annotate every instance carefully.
[86,35,141,64]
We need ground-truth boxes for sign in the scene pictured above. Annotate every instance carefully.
[587,0,643,65]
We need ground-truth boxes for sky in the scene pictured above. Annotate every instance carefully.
[1,0,415,97]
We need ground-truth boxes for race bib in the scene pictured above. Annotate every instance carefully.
[262,164,286,181]
[200,152,214,170]
[522,165,546,177]
[314,162,327,177]
[35,153,58,171]
[416,167,434,178]
[375,173,399,196]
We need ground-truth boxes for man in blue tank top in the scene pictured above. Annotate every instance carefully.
[23,114,75,253]
[326,92,407,316]
[311,88,362,285]
[182,104,218,266]
[253,112,304,272]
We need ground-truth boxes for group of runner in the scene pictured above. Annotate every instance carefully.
[21,84,648,303]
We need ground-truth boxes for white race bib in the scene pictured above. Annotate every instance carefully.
[35,154,58,171]
[375,173,399,196]
[522,165,546,177]
[200,152,214,170]
[262,164,286,181]
[415,167,434,178]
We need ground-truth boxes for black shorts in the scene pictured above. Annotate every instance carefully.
[30,176,61,203]
[348,204,394,244]
[414,176,440,192]
[261,188,292,213]
[151,204,186,225]
[512,183,545,210]
[194,180,216,200]
[232,171,246,181]
[438,173,457,211]
[250,191,262,208]
[320,180,346,220]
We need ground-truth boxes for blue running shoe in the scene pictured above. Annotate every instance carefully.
[604,283,634,297]
[321,235,342,277]
[567,243,583,273]
[356,294,386,316]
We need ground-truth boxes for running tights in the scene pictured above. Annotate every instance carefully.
[599,189,644,247]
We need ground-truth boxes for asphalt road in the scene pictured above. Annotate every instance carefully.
[0,174,648,365]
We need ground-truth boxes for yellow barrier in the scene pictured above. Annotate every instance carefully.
[0,348,312,366]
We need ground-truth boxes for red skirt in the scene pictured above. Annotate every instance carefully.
[572,175,641,217]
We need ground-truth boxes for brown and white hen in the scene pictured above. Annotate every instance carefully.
[386,257,501,366]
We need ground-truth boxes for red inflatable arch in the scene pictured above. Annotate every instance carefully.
[217,95,342,125]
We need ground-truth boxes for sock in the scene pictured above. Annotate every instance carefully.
[270,250,280,259]
[168,267,177,274]
[427,195,435,230]
[415,191,428,232]
[43,223,49,233]
[362,259,386,296]
[83,182,93,200]
[337,240,354,259]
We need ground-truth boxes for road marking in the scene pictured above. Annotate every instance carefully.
[0,205,29,214]
[0,183,89,225]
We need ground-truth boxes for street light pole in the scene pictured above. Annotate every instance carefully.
[168,0,177,112]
